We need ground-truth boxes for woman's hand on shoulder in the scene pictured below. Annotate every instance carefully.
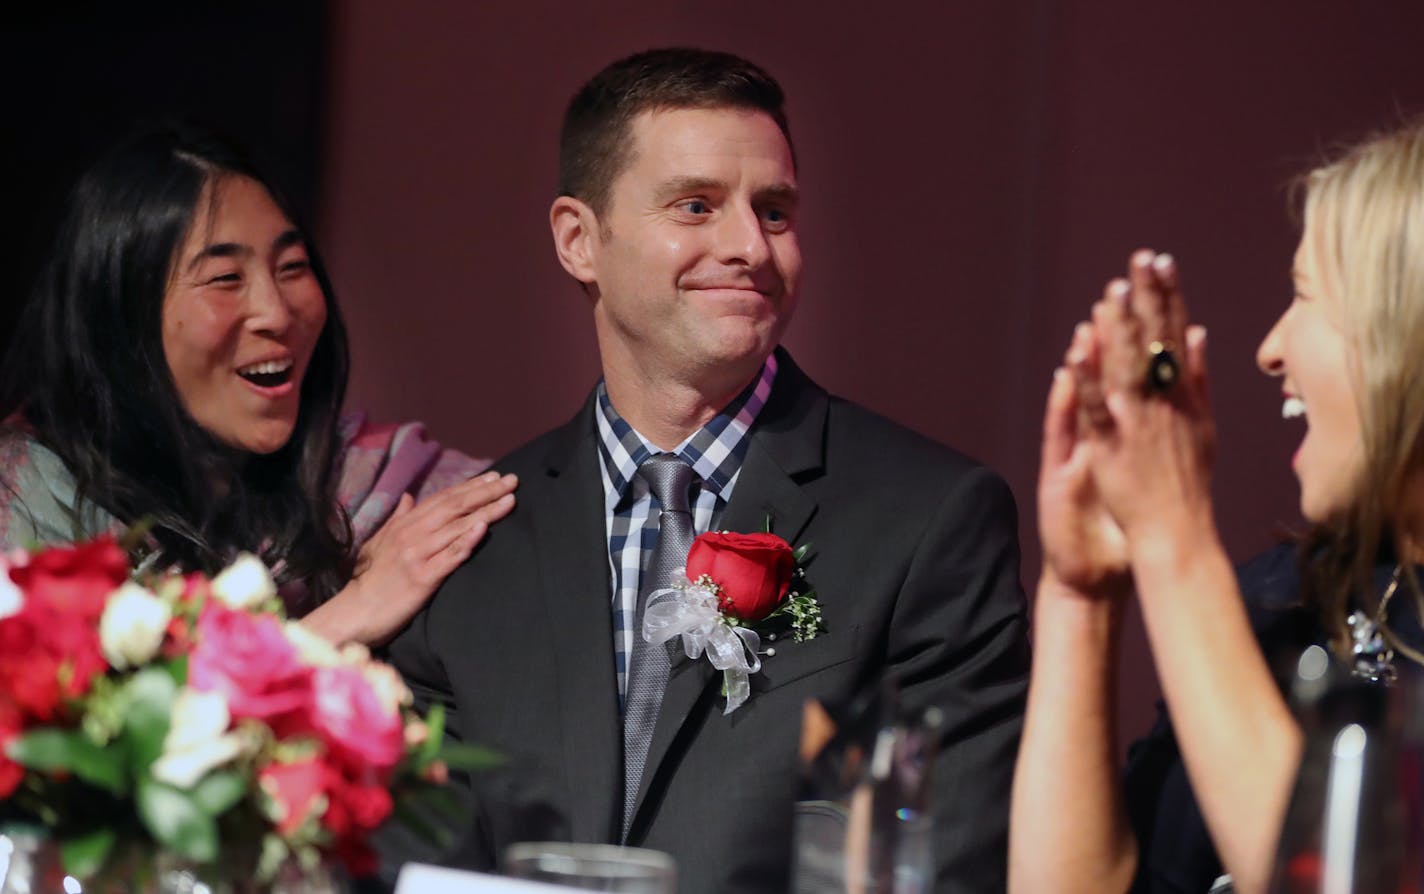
[304,470,518,645]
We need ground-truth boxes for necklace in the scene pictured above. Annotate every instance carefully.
[1345,564,1400,684]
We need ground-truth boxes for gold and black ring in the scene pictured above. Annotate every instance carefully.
[1144,340,1180,394]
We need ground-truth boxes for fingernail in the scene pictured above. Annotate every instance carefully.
[1053,366,1067,383]
[480,470,500,480]
[1073,321,1091,341]
[502,473,518,483]
[1188,325,1207,348]
[1153,252,1174,274]
[1133,249,1155,268]
[1110,280,1130,305]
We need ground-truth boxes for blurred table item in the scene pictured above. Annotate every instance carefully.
[502,843,675,893]
[791,682,940,893]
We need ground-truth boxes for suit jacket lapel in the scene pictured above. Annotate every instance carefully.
[630,350,827,831]
[532,397,622,843]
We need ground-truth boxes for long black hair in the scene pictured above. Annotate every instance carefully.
[0,121,353,599]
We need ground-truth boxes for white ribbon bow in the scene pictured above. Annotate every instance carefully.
[642,570,762,714]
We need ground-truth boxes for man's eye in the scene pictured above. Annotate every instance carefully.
[762,207,792,230]
[279,259,312,277]
[682,200,710,215]
[208,272,242,285]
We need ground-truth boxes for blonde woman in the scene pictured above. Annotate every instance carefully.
[1010,121,1424,894]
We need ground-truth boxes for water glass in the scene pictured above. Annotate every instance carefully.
[503,843,675,893]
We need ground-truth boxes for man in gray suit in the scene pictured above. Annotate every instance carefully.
[387,48,1029,893]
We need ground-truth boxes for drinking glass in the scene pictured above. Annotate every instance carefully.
[503,843,675,893]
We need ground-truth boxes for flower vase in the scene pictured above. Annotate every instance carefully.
[153,852,346,894]
[1,826,67,894]
[0,828,344,894]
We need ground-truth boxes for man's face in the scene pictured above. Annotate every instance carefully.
[586,107,801,387]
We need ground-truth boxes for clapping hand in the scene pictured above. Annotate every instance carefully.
[1038,308,1130,599]
[1073,250,1214,554]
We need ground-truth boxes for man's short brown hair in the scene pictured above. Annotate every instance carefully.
[557,47,795,215]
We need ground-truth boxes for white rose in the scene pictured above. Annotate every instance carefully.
[210,553,277,610]
[283,620,343,668]
[99,582,171,669]
[362,660,414,715]
[151,688,249,789]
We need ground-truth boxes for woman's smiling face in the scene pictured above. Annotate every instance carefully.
[1256,228,1364,523]
[161,175,327,455]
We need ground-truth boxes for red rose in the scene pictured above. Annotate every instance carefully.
[8,537,128,620]
[189,605,312,726]
[0,697,24,798]
[333,838,379,880]
[0,599,106,719]
[321,764,393,837]
[0,615,62,719]
[686,532,795,622]
[0,539,127,712]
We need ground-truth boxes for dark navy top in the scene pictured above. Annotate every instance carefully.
[1121,542,1424,893]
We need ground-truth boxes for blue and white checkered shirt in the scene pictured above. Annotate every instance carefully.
[594,355,778,708]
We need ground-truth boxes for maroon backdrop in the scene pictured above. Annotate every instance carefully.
[318,1,1424,748]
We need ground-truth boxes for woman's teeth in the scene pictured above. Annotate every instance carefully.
[238,359,293,387]
[1282,397,1307,419]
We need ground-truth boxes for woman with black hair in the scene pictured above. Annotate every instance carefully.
[0,122,516,645]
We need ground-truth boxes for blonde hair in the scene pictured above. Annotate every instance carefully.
[1297,119,1424,663]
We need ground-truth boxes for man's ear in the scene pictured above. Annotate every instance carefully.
[550,195,601,286]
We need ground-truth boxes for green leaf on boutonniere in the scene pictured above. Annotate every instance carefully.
[61,826,117,880]
[191,769,247,816]
[122,667,178,770]
[766,591,825,643]
[8,728,127,795]
[793,543,813,564]
[137,777,218,863]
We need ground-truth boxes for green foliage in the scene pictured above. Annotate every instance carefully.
[414,703,447,771]
[437,741,505,772]
[8,728,127,795]
[137,778,218,863]
[767,591,825,642]
[191,770,247,816]
[121,668,177,772]
[60,826,117,879]
[79,675,126,745]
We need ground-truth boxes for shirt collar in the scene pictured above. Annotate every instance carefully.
[594,354,778,511]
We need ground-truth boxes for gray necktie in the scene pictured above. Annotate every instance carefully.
[623,453,695,837]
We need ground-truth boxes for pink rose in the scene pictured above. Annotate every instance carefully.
[310,666,404,773]
[189,605,312,725]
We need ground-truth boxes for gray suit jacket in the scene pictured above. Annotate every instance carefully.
[384,350,1030,893]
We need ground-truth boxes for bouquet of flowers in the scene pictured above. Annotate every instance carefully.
[0,536,488,887]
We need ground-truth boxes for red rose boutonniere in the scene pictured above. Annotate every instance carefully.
[643,525,824,714]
